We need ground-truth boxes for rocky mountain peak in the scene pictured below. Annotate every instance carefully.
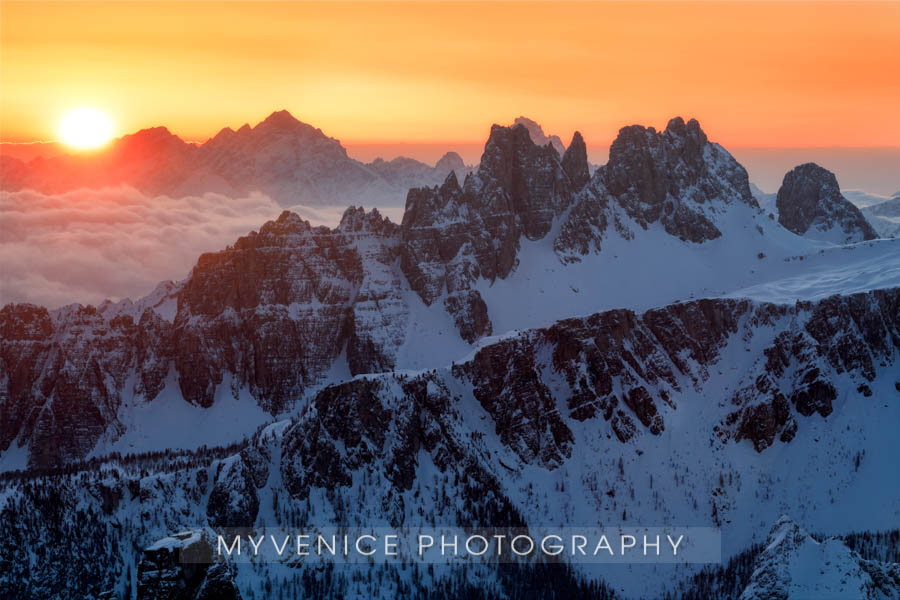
[602,116,755,242]
[435,150,466,173]
[257,210,313,237]
[776,162,878,243]
[440,170,462,194]
[337,205,397,235]
[664,116,708,145]
[474,122,573,238]
[513,116,566,154]
[561,131,590,191]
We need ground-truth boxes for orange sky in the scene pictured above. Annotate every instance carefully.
[1,1,899,148]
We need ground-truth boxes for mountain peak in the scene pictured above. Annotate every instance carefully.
[739,516,900,600]
[513,116,566,154]
[260,109,302,128]
[776,162,878,243]
[561,131,590,191]
[117,126,184,146]
[435,151,465,173]
[337,205,395,234]
[256,210,312,237]
[664,116,708,144]
[111,126,192,158]
[601,116,754,243]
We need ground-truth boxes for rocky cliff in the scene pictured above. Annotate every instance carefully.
[777,163,879,243]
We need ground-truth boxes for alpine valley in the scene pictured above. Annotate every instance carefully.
[1,114,899,599]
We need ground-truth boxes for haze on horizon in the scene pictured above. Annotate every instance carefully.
[2,1,899,151]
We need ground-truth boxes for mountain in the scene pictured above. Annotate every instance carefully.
[513,116,567,154]
[1,288,898,598]
[2,116,899,599]
[749,182,777,210]
[0,110,469,207]
[739,517,900,600]
[842,189,899,209]
[4,116,900,471]
[862,195,900,239]
[776,163,879,243]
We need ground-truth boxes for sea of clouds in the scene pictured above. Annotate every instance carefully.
[0,186,402,308]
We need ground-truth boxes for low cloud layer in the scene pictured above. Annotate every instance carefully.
[1,187,402,309]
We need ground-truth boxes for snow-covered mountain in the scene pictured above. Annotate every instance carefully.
[1,116,899,599]
[0,110,469,207]
[4,116,900,471]
[776,163,879,243]
[1,287,898,598]
[739,517,900,599]
[862,193,900,239]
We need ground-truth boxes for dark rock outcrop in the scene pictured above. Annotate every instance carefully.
[776,163,878,243]
[561,131,590,192]
[137,532,241,600]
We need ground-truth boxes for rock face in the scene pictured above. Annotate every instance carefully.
[0,302,172,469]
[0,207,409,468]
[601,116,757,243]
[739,517,900,600]
[554,116,758,261]
[777,163,879,243]
[137,532,241,600]
[399,122,586,341]
[176,207,405,409]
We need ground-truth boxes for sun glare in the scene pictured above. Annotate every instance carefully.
[59,107,114,150]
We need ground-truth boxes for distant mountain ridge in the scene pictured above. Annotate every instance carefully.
[861,193,900,239]
[0,110,472,206]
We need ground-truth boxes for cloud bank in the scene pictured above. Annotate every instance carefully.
[1,187,402,309]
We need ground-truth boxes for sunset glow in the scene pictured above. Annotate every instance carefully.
[58,107,114,149]
[1,1,899,149]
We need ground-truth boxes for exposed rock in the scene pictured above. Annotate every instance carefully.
[137,532,241,600]
[602,116,757,242]
[554,117,757,262]
[206,445,270,530]
[776,163,878,243]
[400,123,580,339]
[561,131,590,191]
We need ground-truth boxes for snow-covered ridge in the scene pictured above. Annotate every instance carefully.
[739,517,900,600]
[1,286,898,598]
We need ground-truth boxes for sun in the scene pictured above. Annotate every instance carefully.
[59,107,115,150]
